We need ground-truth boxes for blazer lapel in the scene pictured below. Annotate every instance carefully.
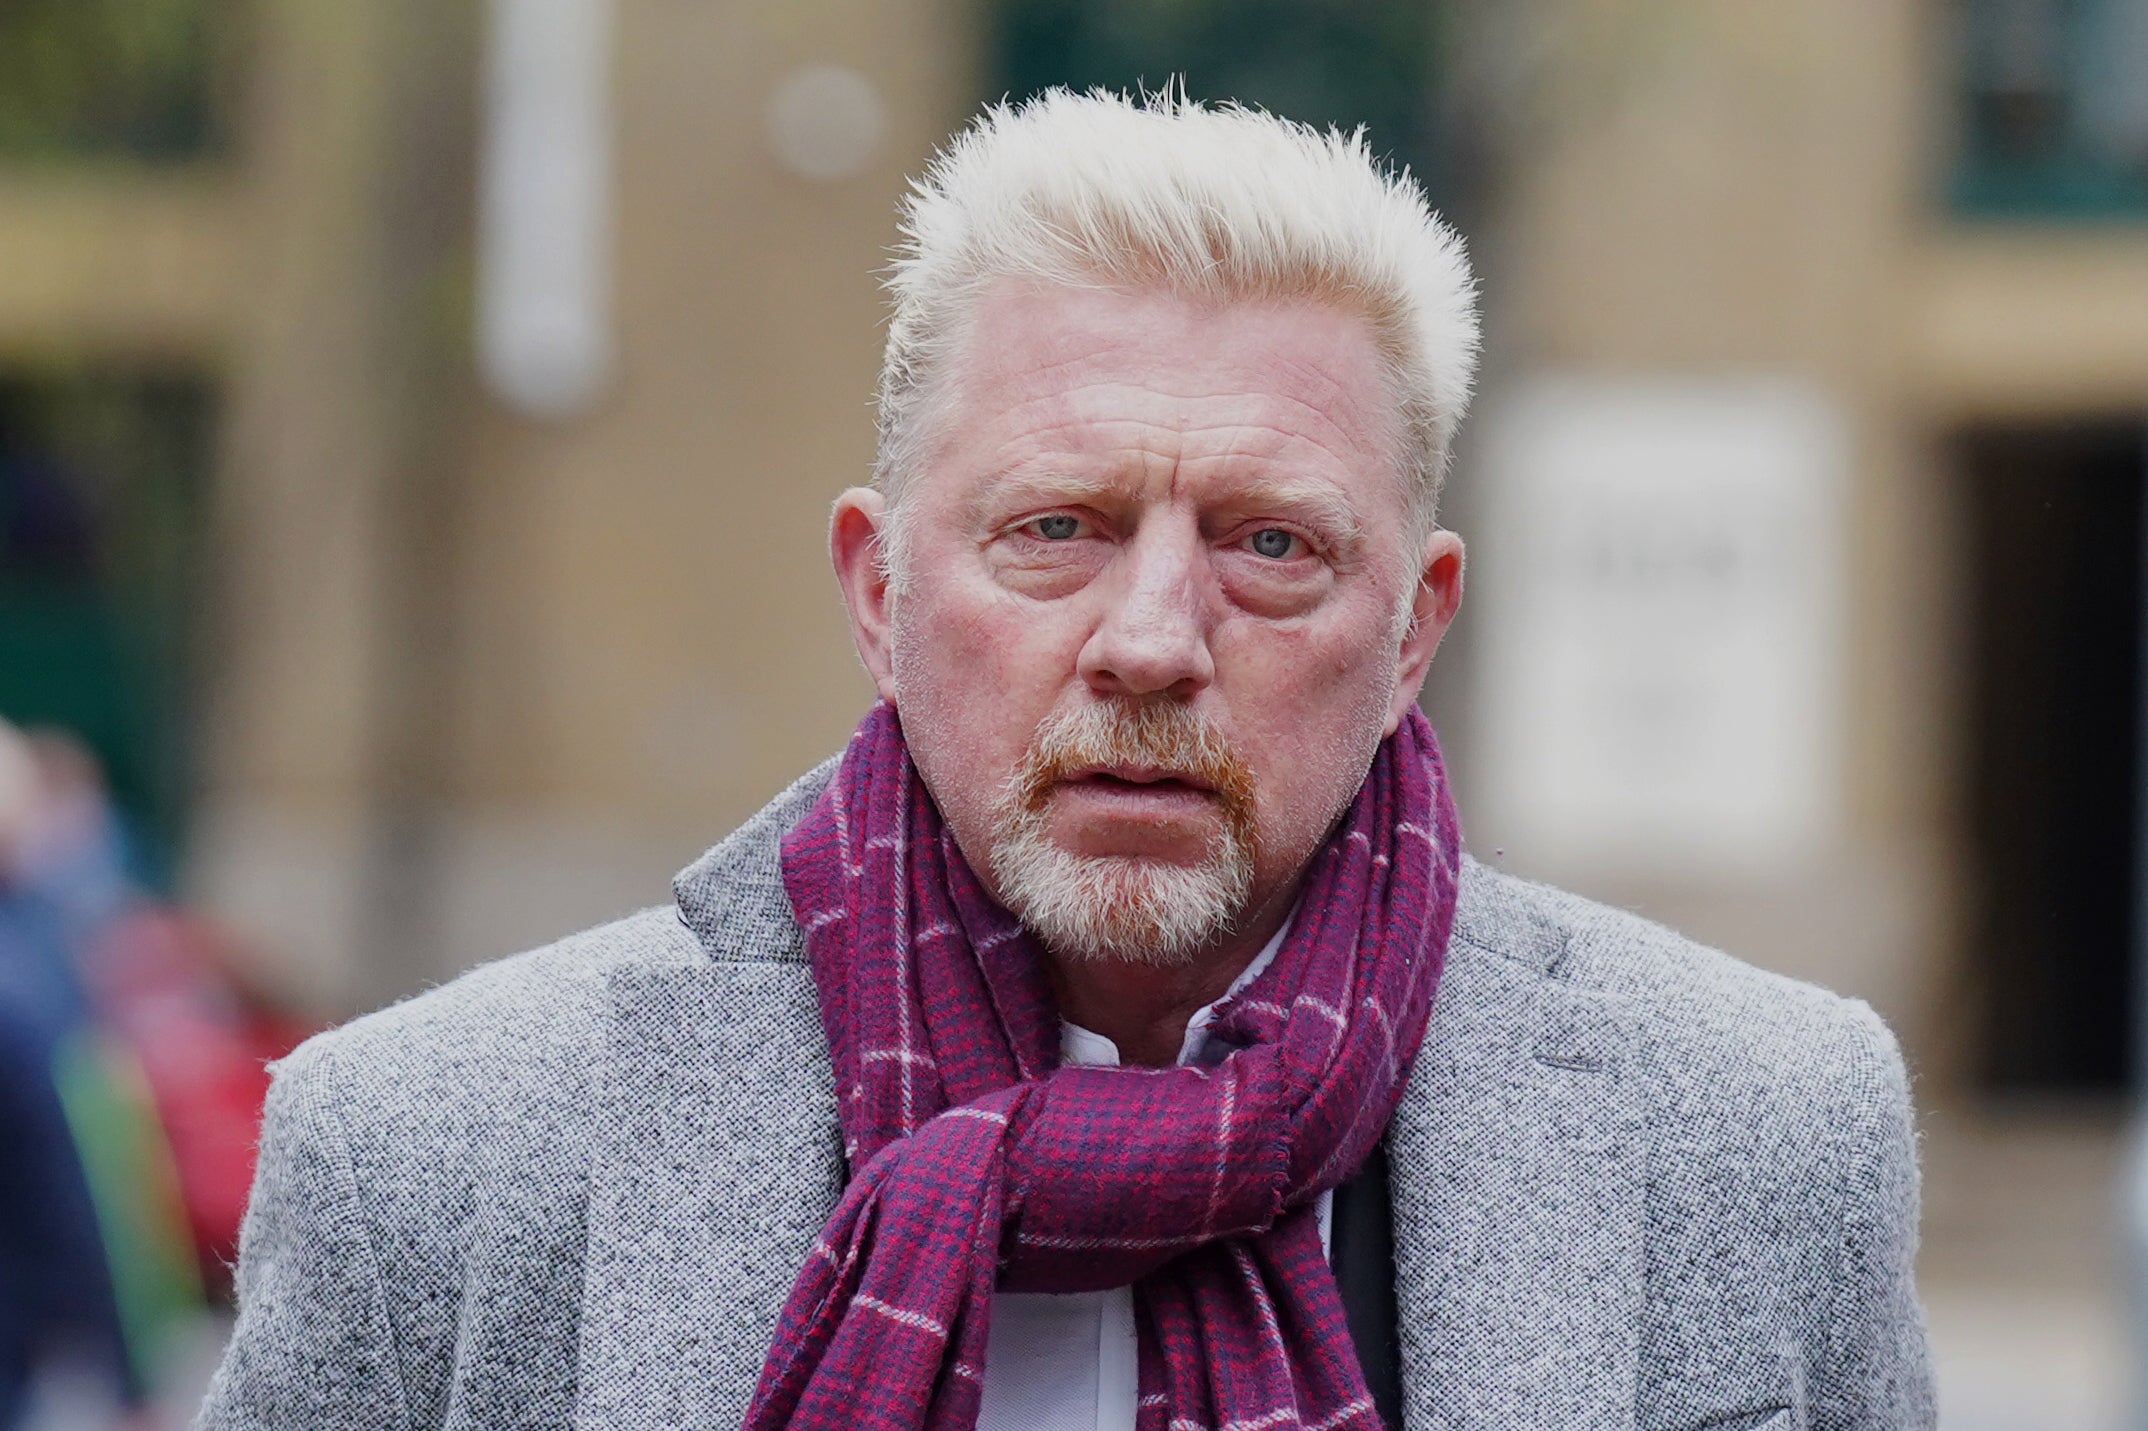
[1388,862,1646,1430]
[576,763,846,1429]
[572,957,843,1429]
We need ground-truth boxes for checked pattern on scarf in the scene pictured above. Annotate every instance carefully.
[747,702,1461,1431]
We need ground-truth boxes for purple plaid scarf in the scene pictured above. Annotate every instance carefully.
[748,702,1460,1431]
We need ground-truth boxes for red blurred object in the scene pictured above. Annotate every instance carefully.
[81,906,312,1298]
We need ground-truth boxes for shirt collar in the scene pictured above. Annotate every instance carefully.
[1059,908,1297,1069]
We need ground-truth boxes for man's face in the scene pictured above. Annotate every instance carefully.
[835,280,1462,959]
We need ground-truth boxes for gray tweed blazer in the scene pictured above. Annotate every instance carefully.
[197,762,1935,1431]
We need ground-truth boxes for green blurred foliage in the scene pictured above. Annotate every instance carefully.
[0,0,219,160]
[990,0,1449,200]
[0,371,215,877]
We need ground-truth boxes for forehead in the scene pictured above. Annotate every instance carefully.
[925,280,1405,510]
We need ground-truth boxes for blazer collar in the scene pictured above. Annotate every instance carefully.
[594,765,1643,1427]
[672,756,838,962]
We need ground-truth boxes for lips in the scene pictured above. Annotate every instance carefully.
[1065,765,1217,794]
[1051,769,1222,832]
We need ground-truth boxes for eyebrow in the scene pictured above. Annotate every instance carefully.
[972,466,1124,517]
[1223,477,1365,546]
[972,465,1366,545]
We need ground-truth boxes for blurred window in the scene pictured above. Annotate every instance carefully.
[0,372,215,881]
[987,0,1453,208]
[1954,0,2148,217]
[0,0,227,162]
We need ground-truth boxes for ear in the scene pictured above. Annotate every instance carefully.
[1384,528,1465,734]
[830,487,900,703]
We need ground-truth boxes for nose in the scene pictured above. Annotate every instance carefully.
[1077,523,1216,699]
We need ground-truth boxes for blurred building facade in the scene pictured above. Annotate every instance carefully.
[2,0,970,1012]
[6,3,2145,1423]
[3,0,2145,1101]
[1458,0,2148,1112]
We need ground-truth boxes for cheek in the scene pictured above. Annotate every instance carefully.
[889,605,1003,857]
[1221,611,1402,852]
[889,582,1084,833]
[891,596,1003,766]
[892,580,1075,716]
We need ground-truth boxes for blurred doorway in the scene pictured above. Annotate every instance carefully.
[1958,419,2148,1094]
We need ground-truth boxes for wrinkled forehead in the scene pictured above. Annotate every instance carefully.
[916,279,1412,514]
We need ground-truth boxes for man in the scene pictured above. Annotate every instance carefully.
[200,91,1934,1431]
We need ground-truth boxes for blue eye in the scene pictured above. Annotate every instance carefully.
[1032,514,1082,540]
[1248,528,1298,559]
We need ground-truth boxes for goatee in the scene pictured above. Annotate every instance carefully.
[988,699,1259,967]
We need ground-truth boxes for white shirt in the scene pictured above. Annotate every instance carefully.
[976,920,1334,1431]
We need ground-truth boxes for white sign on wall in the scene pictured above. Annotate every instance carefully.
[1469,376,1849,878]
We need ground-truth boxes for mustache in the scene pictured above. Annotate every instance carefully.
[1010,701,1257,825]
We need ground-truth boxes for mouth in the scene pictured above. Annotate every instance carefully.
[1003,712,1257,869]
[1063,765,1217,796]
[1045,767,1224,839]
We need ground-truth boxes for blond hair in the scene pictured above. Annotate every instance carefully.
[875,87,1479,557]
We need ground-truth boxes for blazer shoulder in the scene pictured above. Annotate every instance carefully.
[276,903,699,1101]
[1451,859,1930,1423]
[1455,855,1905,1099]
[261,903,713,1225]
[1451,859,1919,1243]
[237,905,708,1426]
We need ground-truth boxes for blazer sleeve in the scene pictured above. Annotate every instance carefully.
[1809,1003,1938,1431]
[194,1042,413,1431]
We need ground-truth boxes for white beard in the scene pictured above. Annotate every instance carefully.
[982,697,1260,966]
[988,798,1253,968]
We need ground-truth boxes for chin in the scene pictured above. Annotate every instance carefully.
[989,834,1250,968]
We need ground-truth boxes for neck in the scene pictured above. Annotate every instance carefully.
[1044,883,1296,1067]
